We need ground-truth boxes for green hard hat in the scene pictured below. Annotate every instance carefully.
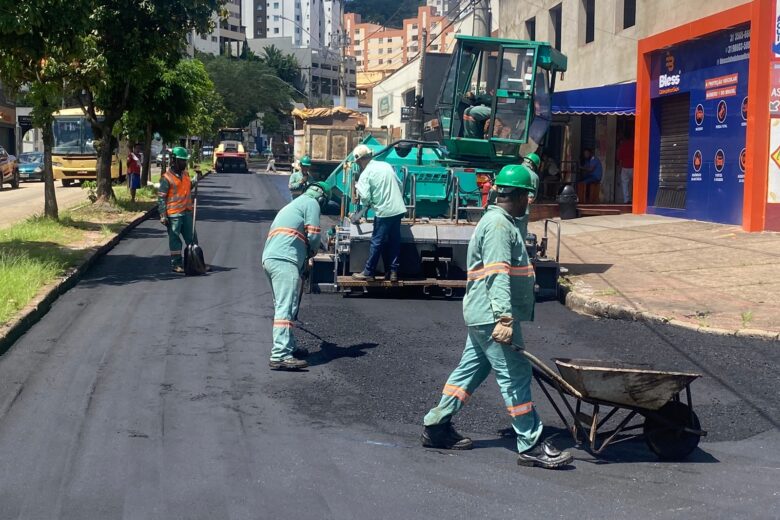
[525,152,541,169]
[305,181,331,199]
[300,155,312,167]
[494,164,535,194]
[171,146,190,160]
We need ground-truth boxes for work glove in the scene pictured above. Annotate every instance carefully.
[491,316,514,345]
[160,216,169,227]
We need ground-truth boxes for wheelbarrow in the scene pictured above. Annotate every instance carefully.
[522,350,707,460]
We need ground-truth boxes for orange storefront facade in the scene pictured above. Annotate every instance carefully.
[633,0,780,231]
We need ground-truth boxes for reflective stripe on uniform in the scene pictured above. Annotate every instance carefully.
[268,227,308,243]
[507,401,534,417]
[273,319,294,328]
[467,262,534,281]
[442,384,470,403]
[304,225,321,233]
[463,114,475,122]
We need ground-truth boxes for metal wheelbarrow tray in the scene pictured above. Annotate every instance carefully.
[523,351,708,461]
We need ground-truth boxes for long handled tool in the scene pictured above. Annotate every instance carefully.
[183,189,207,276]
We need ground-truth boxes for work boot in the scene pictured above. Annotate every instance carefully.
[269,357,309,371]
[292,347,309,358]
[421,422,473,450]
[517,439,573,469]
[352,271,374,281]
[386,271,398,283]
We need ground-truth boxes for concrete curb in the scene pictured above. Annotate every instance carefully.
[561,281,780,342]
[0,205,159,357]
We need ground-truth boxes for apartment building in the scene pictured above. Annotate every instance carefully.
[344,6,458,87]
[189,0,246,56]
[497,0,778,232]
[247,0,342,49]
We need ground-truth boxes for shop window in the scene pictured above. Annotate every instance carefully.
[581,0,595,44]
[525,17,536,41]
[549,4,562,51]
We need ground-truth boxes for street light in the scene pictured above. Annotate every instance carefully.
[258,73,309,101]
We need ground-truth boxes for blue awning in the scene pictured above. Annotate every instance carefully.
[552,83,637,115]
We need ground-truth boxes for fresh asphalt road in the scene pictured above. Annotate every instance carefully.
[0,180,88,229]
[0,171,777,519]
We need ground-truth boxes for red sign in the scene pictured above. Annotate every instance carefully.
[705,73,739,90]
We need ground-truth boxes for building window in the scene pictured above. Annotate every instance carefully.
[273,2,279,7]
[379,58,384,64]
[549,3,562,51]
[354,39,360,45]
[355,50,362,56]
[296,14,300,20]
[582,0,595,44]
[274,27,280,33]
[379,38,383,43]
[387,38,392,43]
[411,35,418,41]
[273,15,279,21]
[411,24,418,29]
[212,36,218,42]
[622,0,636,29]
[525,17,536,41]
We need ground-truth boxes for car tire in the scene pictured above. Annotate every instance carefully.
[62,179,73,187]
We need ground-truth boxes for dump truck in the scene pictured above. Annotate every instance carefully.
[213,128,249,173]
[292,107,391,181]
[310,35,567,298]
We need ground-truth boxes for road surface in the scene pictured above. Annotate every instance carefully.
[0,180,88,228]
[0,171,777,519]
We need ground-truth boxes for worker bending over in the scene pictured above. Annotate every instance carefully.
[422,164,573,470]
[262,182,331,371]
[463,95,492,139]
[350,144,407,283]
[158,147,198,273]
[289,155,311,198]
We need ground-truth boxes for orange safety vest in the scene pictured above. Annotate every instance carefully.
[163,170,193,215]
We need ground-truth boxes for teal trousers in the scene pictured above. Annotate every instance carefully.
[263,259,301,361]
[167,212,197,267]
[423,324,543,453]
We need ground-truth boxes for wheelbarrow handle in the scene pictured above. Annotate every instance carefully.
[516,346,584,399]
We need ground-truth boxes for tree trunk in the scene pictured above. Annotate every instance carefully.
[94,121,116,204]
[142,122,153,186]
[41,123,59,220]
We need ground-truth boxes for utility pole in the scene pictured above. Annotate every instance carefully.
[473,0,490,37]
[410,29,427,140]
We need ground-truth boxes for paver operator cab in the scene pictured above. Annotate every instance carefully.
[316,36,567,296]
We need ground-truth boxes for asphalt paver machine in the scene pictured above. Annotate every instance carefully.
[314,35,567,297]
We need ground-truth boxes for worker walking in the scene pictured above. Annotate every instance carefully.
[421,164,573,470]
[350,144,407,283]
[289,155,311,198]
[158,147,198,274]
[262,182,331,371]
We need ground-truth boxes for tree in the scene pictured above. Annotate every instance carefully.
[199,54,295,128]
[123,58,223,184]
[259,45,301,87]
[345,0,422,26]
[70,0,223,204]
[0,0,92,219]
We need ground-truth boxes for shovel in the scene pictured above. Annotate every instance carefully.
[183,195,207,276]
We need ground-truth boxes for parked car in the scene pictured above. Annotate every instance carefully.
[201,145,214,158]
[0,146,19,190]
[17,151,44,182]
[155,150,171,167]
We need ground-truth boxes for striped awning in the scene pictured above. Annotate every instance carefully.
[552,83,637,116]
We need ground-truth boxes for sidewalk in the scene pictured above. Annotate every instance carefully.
[530,214,780,339]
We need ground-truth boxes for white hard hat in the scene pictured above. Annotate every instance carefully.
[352,144,373,161]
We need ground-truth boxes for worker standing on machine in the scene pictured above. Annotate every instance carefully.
[350,144,407,283]
[421,164,573,470]
[289,155,311,198]
[262,182,331,371]
[158,147,198,273]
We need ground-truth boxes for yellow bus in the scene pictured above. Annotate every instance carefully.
[52,108,126,187]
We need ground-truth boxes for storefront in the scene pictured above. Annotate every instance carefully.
[635,0,777,231]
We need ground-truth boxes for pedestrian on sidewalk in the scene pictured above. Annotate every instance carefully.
[350,144,407,283]
[262,181,331,371]
[127,142,142,202]
[265,154,277,173]
[616,133,634,204]
[289,155,311,198]
[421,164,573,470]
[158,147,198,274]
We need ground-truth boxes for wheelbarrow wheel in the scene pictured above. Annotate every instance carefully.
[643,401,701,461]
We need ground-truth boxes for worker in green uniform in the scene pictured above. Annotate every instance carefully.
[288,155,311,198]
[421,164,573,470]
[262,181,331,371]
[463,95,492,139]
[158,146,198,273]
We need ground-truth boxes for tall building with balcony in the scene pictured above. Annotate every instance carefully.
[245,0,342,49]
[189,1,246,56]
[344,6,458,87]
